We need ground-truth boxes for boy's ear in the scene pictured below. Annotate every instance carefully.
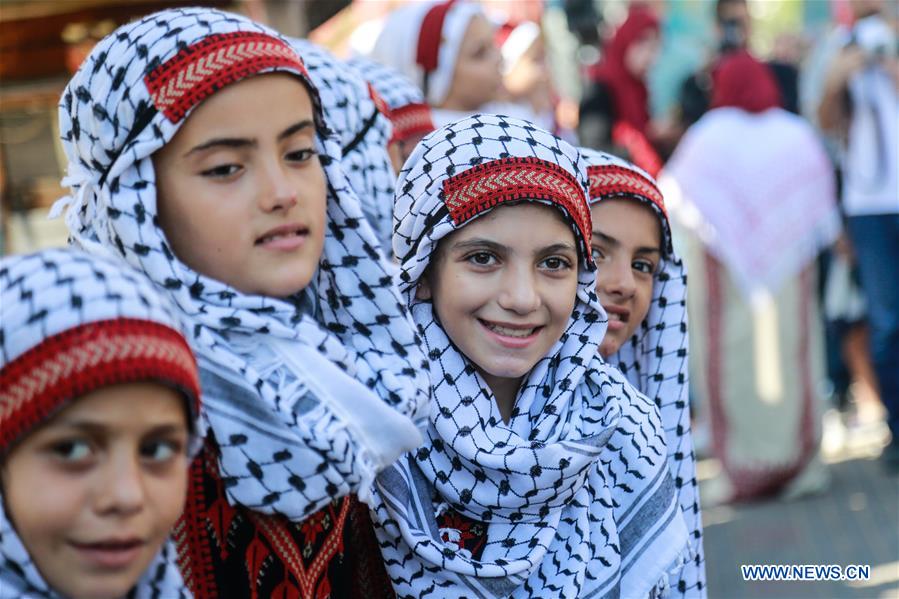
[415,277,433,301]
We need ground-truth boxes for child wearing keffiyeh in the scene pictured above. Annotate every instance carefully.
[581,148,707,598]
[0,249,202,599]
[53,7,429,597]
[371,114,689,598]
[346,56,437,175]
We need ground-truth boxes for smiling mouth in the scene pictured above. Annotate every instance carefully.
[255,226,308,245]
[479,319,542,338]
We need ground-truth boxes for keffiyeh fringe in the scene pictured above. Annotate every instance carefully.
[54,7,429,522]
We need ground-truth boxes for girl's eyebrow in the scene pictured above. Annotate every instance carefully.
[451,238,507,253]
[593,230,660,255]
[537,242,577,256]
[185,119,314,157]
[49,419,186,435]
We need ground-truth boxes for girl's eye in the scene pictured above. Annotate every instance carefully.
[540,256,571,271]
[633,260,655,274]
[286,148,317,163]
[200,164,241,178]
[50,440,92,462]
[466,252,497,266]
[140,439,182,462]
[591,247,606,262]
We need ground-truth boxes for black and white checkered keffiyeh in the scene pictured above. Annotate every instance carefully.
[0,249,198,599]
[371,114,689,598]
[581,148,706,598]
[53,7,429,522]
[289,39,397,253]
[346,56,427,116]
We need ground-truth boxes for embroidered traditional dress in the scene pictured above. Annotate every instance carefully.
[0,249,202,599]
[660,51,838,502]
[371,114,689,598]
[54,8,430,597]
[581,148,706,597]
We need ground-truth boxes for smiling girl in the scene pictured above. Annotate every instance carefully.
[1,249,201,599]
[582,147,706,598]
[54,8,429,597]
[370,115,689,597]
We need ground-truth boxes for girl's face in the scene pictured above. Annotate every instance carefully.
[418,203,579,404]
[154,73,327,298]
[1,383,191,599]
[440,14,503,111]
[590,199,662,358]
[504,36,551,101]
[624,30,660,78]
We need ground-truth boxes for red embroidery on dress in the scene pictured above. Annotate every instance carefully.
[442,156,593,265]
[587,164,666,216]
[0,319,198,449]
[246,536,272,599]
[249,498,349,599]
[389,103,435,144]
[145,31,307,123]
[176,447,218,599]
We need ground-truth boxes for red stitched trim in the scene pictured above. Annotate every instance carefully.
[442,156,593,265]
[416,0,456,73]
[367,83,390,119]
[389,103,435,145]
[587,164,666,217]
[145,31,307,123]
[0,318,199,450]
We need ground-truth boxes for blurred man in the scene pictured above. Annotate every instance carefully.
[818,0,899,472]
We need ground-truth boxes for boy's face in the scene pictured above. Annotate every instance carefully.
[440,14,503,111]
[1,382,190,599]
[590,199,662,358]
[154,73,327,298]
[417,203,579,394]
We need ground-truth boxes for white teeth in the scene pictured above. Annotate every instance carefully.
[608,313,622,322]
[484,322,537,337]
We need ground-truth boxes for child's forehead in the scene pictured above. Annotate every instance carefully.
[436,203,577,262]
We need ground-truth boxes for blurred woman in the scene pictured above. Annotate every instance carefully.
[579,4,663,176]
[661,51,840,503]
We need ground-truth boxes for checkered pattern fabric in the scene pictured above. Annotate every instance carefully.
[54,7,429,524]
[290,39,397,253]
[0,248,201,599]
[372,114,689,598]
[582,148,706,597]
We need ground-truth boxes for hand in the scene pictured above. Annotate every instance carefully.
[825,46,867,91]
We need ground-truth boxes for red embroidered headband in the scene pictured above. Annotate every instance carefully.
[416,0,456,74]
[442,156,594,266]
[0,319,201,450]
[586,164,666,217]
[145,31,308,124]
[389,103,436,145]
